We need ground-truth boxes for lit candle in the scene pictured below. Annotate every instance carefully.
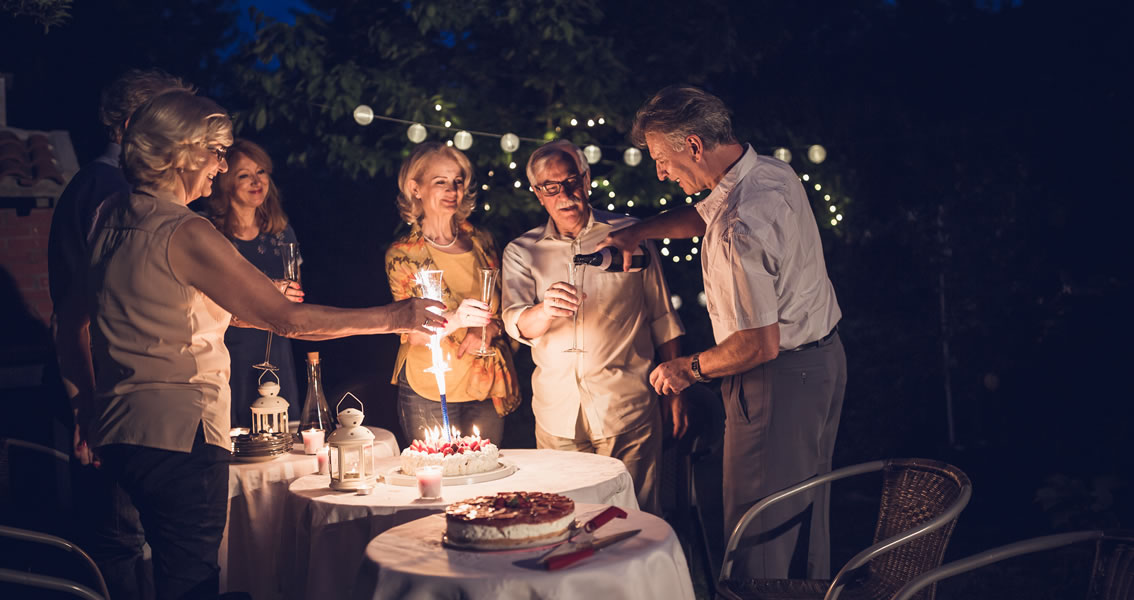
[316,447,329,475]
[229,427,250,437]
[301,428,325,455]
[416,465,443,499]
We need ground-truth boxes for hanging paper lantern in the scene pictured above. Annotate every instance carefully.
[353,105,374,126]
[407,123,427,143]
[583,145,602,164]
[454,130,473,150]
[807,144,827,164]
[773,147,792,163]
[500,133,520,153]
[623,147,642,167]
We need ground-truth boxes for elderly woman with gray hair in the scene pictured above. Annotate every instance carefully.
[76,90,443,599]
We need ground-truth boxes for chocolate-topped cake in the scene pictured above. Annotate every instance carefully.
[445,491,575,548]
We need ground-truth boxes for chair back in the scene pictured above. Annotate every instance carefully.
[1090,531,1134,600]
[0,525,109,599]
[860,459,971,600]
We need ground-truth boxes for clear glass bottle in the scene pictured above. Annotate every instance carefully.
[299,351,335,433]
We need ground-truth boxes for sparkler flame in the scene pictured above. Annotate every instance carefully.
[416,269,453,442]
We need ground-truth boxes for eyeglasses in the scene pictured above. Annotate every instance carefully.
[207,146,228,163]
[533,174,582,196]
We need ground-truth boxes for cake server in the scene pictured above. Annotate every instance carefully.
[567,505,628,543]
[541,529,642,570]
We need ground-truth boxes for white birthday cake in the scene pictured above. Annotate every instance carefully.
[400,434,500,477]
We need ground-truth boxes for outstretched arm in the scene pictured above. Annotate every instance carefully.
[594,205,706,271]
[170,218,445,339]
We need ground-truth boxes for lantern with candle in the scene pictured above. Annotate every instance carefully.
[326,393,377,491]
[250,371,289,435]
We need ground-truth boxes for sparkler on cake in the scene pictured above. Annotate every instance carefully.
[400,425,500,476]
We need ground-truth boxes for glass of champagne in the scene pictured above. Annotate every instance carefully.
[564,240,584,353]
[254,243,301,372]
[472,268,498,358]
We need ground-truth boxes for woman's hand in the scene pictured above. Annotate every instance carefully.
[451,298,492,329]
[456,321,499,358]
[273,279,305,303]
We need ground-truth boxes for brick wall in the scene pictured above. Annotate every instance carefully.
[0,207,54,325]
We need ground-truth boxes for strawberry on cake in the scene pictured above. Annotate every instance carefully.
[445,491,576,549]
[400,433,500,476]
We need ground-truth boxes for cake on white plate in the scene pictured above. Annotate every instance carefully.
[445,491,576,549]
[400,434,500,476]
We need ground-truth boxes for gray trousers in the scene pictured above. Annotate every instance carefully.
[722,331,846,580]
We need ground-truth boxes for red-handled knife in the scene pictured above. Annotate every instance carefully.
[542,529,641,570]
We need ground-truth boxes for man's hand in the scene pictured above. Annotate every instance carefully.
[539,282,582,318]
[389,298,447,335]
[72,408,98,467]
[650,356,696,396]
[662,392,689,439]
[593,226,643,272]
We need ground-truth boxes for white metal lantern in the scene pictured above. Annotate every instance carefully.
[250,371,289,435]
[326,393,376,491]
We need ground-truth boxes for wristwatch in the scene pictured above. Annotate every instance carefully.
[690,353,710,383]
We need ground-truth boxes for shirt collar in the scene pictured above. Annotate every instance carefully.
[696,144,758,222]
[94,142,121,168]
[538,206,601,242]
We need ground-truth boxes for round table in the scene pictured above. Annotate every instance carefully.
[221,427,398,599]
[281,449,638,600]
[355,503,695,600]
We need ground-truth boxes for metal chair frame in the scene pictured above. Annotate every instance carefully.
[0,524,110,600]
[719,459,973,600]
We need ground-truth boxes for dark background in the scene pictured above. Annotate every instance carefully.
[2,1,1131,597]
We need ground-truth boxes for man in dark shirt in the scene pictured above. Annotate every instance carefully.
[48,68,193,600]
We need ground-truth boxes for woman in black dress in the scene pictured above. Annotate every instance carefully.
[205,139,304,427]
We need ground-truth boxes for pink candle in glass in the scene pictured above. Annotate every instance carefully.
[416,465,443,499]
[316,447,329,475]
[301,428,324,455]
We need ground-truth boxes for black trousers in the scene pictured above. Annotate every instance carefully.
[97,423,229,600]
[721,331,847,580]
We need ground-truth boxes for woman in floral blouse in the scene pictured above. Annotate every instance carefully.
[204,139,305,427]
[385,142,520,445]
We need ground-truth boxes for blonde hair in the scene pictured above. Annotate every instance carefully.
[525,140,589,187]
[395,142,477,225]
[122,91,234,191]
[207,139,289,237]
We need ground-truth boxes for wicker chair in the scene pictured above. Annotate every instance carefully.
[718,458,972,600]
[891,530,1134,600]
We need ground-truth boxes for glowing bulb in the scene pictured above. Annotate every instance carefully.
[602,179,610,187]
[830,218,838,226]
[481,184,489,191]
[802,174,810,181]
[607,203,615,210]
[623,147,642,166]
[446,140,453,147]
[453,130,473,150]
[500,133,520,152]
[484,204,491,211]
[407,123,427,143]
[434,104,442,111]
[352,104,374,125]
[773,147,791,163]
[444,120,452,128]
[807,144,827,164]
[685,197,692,204]
[829,205,837,213]
[583,145,601,164]
[692,236,699,243]
[662,238,670,245]
[598,117,605,125]
[570,118,578,126]
[697,292,707,307]
[670,294,683,310]
[608,191,615,198]
[487,170,495,177]
[627,200,634,207]
[836,213,843,221]
[587,119,595,127]
[685,255,692,261]
[513,180,521,188]
[659,198,667,205]
[691,247,698,254]
[824,194,831,201]
[814,183,822,191]
[672,256,680,263]
[508,161,517,169]
[591,181,598,188]
[661,247,670,256]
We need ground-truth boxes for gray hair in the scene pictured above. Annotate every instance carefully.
[630,85,736,152]
[122,91,233,191]
[526,140,589,187]
[99,69,195,143]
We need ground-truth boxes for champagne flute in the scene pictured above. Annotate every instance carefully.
[254,243,300,372]
[472,267,498,358]
[564,240,584,353]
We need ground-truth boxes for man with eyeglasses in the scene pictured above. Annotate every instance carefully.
[501,140,687,515]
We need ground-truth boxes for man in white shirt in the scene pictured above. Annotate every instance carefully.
[502,140,687,515]
[598,86,847,579]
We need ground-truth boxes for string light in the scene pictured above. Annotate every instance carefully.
[584,145,602,164]
[434,104,442,111]
[773,147,792,163]
[500,133,520,152]
[607,203,615,210]
[353,104,374,125]
[661,247,670,257]
[484,203,491,211]
[807,144,827,164]
[407,123,427,143]
[454,130,473,150]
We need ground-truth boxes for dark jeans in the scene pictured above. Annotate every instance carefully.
[396,368,505,444]
[97,423,230,600]
[722,331,847,580]
[73,462,153,600]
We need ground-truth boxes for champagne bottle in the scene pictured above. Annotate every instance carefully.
[572,245,651,272]
[299,351,335,432]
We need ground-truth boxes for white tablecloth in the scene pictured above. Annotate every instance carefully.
[221,428,398,599]
[282,449,638,600]
[356,503,695,600]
